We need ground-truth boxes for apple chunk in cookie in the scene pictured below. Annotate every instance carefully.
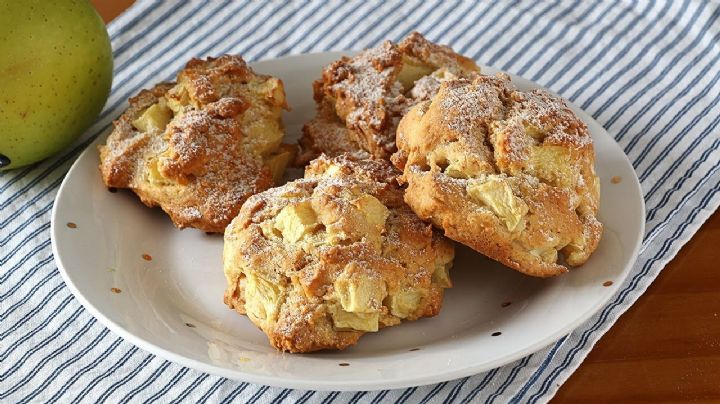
[99,55,295,233]
[223,154,454,353]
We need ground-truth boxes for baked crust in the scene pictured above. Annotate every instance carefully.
[99,55,294,232]
[297,32,480,163]
[223,154,454,352]
[393,74,602,277]
[297,98,370,162]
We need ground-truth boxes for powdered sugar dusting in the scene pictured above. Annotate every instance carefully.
[440,78,505,134]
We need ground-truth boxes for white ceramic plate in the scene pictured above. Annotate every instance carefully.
[51,52,645,391]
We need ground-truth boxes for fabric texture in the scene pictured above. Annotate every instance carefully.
[2,1,719,402]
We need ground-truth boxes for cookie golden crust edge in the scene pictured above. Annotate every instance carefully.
[98,55,295,232]
[223,155,454,352]
[297,32,480,164]
[393,74,602,277]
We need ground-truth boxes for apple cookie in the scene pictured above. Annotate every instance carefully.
[392,74,602,277]
[223,154,454,352]
[297,32,480,164]
[99,55,295,232]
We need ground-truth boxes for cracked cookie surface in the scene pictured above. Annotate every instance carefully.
[99,55,294,232]
[297,32,480,163]
[223,154,454,352]
[393,74,602,277]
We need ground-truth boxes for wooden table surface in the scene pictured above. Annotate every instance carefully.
[91,1,720,401]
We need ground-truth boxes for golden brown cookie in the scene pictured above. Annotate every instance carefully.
[99,55,295,232]
[393,74,602,277]
[223,154,454,352]
[297,32,480,164]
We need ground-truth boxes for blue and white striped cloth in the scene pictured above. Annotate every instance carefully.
[2,1,719,402]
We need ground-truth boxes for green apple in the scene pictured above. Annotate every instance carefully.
[0,0,113,170]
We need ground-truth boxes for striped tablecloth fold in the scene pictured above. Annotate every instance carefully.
[2,1,719,402]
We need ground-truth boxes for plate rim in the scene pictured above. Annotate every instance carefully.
[51,51,646,391]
